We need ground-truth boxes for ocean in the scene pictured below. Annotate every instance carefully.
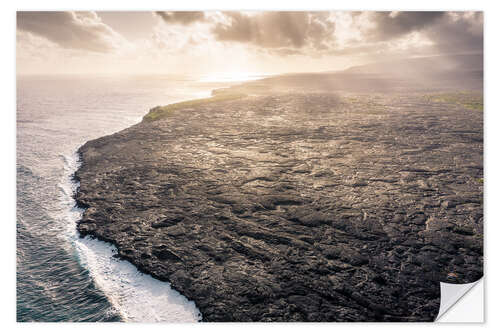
[16,74,240,322]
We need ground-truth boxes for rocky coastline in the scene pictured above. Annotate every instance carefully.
[73,74,483,322]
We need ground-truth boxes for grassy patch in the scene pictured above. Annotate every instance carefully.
[424,91,483,111]
[143,93,246,122]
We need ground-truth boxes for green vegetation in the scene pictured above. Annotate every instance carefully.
[143,93,246,122]
[424,91,483,111]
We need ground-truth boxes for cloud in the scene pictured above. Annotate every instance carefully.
[16,11,483,75]
[425,12,483,54]
[155,11,206,25]
[328,11,482,60]
[16,11,125,53]
[150,11,482,59]
[362,11,482,54]
[368,11,446,40]
[212,12,335,51]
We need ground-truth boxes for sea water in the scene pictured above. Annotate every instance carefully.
[16,75,230,322]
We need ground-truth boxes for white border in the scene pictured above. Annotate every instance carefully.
[3,0,497,332]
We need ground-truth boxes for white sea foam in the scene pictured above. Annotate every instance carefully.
[60,152,202,322]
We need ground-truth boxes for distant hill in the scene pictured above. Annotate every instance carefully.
[344,54,483,75]
[229,54,483,94]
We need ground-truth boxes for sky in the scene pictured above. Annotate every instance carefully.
[16,11,483,77]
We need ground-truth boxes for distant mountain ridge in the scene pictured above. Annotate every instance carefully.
[225,54,483,94]
[344,54,483,75]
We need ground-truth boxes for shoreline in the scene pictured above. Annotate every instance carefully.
[69,78,265,322]
[69,151,202,322]
[72,72,482,321]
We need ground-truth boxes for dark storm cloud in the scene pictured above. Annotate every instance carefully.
[155,11,206,25]
[212,12,335,51]
[16,11,122,53]
[369,11,446,40]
